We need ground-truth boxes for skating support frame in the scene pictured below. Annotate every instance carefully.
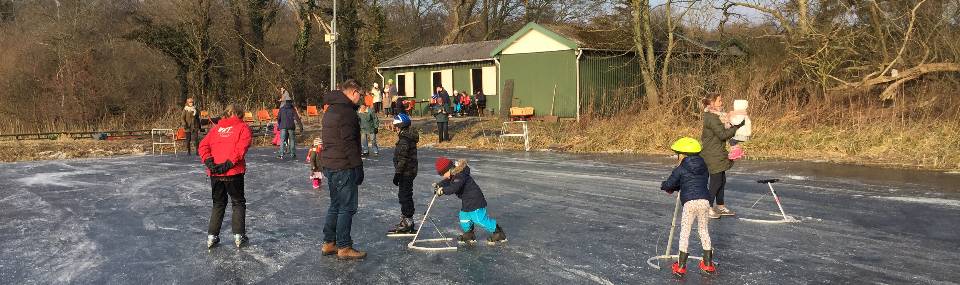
[407,194,456,251]
[739,179,800,224]
[646,193,704,270]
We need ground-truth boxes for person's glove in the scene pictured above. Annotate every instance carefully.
[732,119,746,128]
[435,187,444,196]
[355,166,365,185]
[213,160,234,174]
[204,158,216,172]
[393,173,401,186]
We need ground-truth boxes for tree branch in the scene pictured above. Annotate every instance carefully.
[877,0,927,80]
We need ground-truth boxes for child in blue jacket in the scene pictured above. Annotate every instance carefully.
[661,137,716,277]
[433,156,506,244]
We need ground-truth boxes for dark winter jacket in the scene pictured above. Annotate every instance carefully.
[661,155,712,205]
[439,160,487,212]
[182,107,199,130]
[358,110,379,134]
[393,99,407,115]
[700,112,739,174]
[198,116,252,177]
[308,146,323,172]
[320,90,363,170]
[277,102,301,130]
[438,90,450,105]
[434,103,450,123]
[393,128,419,177]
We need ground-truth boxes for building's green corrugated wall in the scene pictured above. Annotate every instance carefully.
[499,50,578,117]
[380,61,496,115]
[579,51,642,117]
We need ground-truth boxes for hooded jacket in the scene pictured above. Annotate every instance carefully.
[358,110,379,134]
[660,155,712,205]
[198,116,252,177]
[320,90,363,170]
[439,160,487,212]
[393,127,419,177]
[182,106,199,130]
[277,101,301,130]
[700,112,739,174]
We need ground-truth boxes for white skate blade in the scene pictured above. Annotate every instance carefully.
[485,239,507,245]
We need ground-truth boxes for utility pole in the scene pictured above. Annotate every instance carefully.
[330,0,338,90]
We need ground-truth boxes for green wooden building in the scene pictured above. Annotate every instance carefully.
[376,40,501,115]
[376,22,645,119]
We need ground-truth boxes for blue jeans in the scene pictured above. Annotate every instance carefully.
[361,132,378,154]
[459,208,497,233]
[323,168,360,248]
[278,129,296,156]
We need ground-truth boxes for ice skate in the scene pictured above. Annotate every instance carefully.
[458,226,476,244]
[206,235,220,249]
[709,207,722,219]
[716,206,736,216]
[386,216,416,236]
[672,251,689,278]
[699,250,716,274]
[234,234,249,248]
[486,225,507,245]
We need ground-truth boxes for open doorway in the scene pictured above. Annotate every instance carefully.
[470,68,483,94]
[431,71,442,91]
[396,74,407,97]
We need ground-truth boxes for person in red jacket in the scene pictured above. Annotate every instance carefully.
[198,104,253,249]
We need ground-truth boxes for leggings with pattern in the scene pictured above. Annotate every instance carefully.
[679,199,712,252]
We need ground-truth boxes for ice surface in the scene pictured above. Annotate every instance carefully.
[1,148,959,284]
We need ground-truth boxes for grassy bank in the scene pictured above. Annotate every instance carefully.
[386,110,960,171]
[4,110,957,171]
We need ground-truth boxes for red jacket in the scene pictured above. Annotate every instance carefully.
[199,116,252,177]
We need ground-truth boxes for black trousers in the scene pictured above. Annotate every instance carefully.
[373,102,382,114]
[208,174,246,235]
[437,122,449,142]
[398,175,416,218]
[709,171,726,206]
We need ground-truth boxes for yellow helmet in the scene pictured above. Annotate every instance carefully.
[670,137,702,154]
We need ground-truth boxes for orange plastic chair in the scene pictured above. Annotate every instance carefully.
[257,109,271,121]
[272,109,280,118]
[405,100,415,112]
[243,112,255,122]
[175,128,186,140]
[364,95,374,107]
[306,105,320,117]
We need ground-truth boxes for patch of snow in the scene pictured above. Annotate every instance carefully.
[16,171,97,187]
[873,196,960,208]
[786,175,808,180]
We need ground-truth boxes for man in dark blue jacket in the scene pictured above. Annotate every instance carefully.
[434,156,506,245]
[276,100,303,159]
[660,137,716,277]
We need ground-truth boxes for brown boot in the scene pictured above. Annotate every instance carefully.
[321,242,337,256]
[336,247,367,260]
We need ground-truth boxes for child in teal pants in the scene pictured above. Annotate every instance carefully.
[434,156,507,244]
